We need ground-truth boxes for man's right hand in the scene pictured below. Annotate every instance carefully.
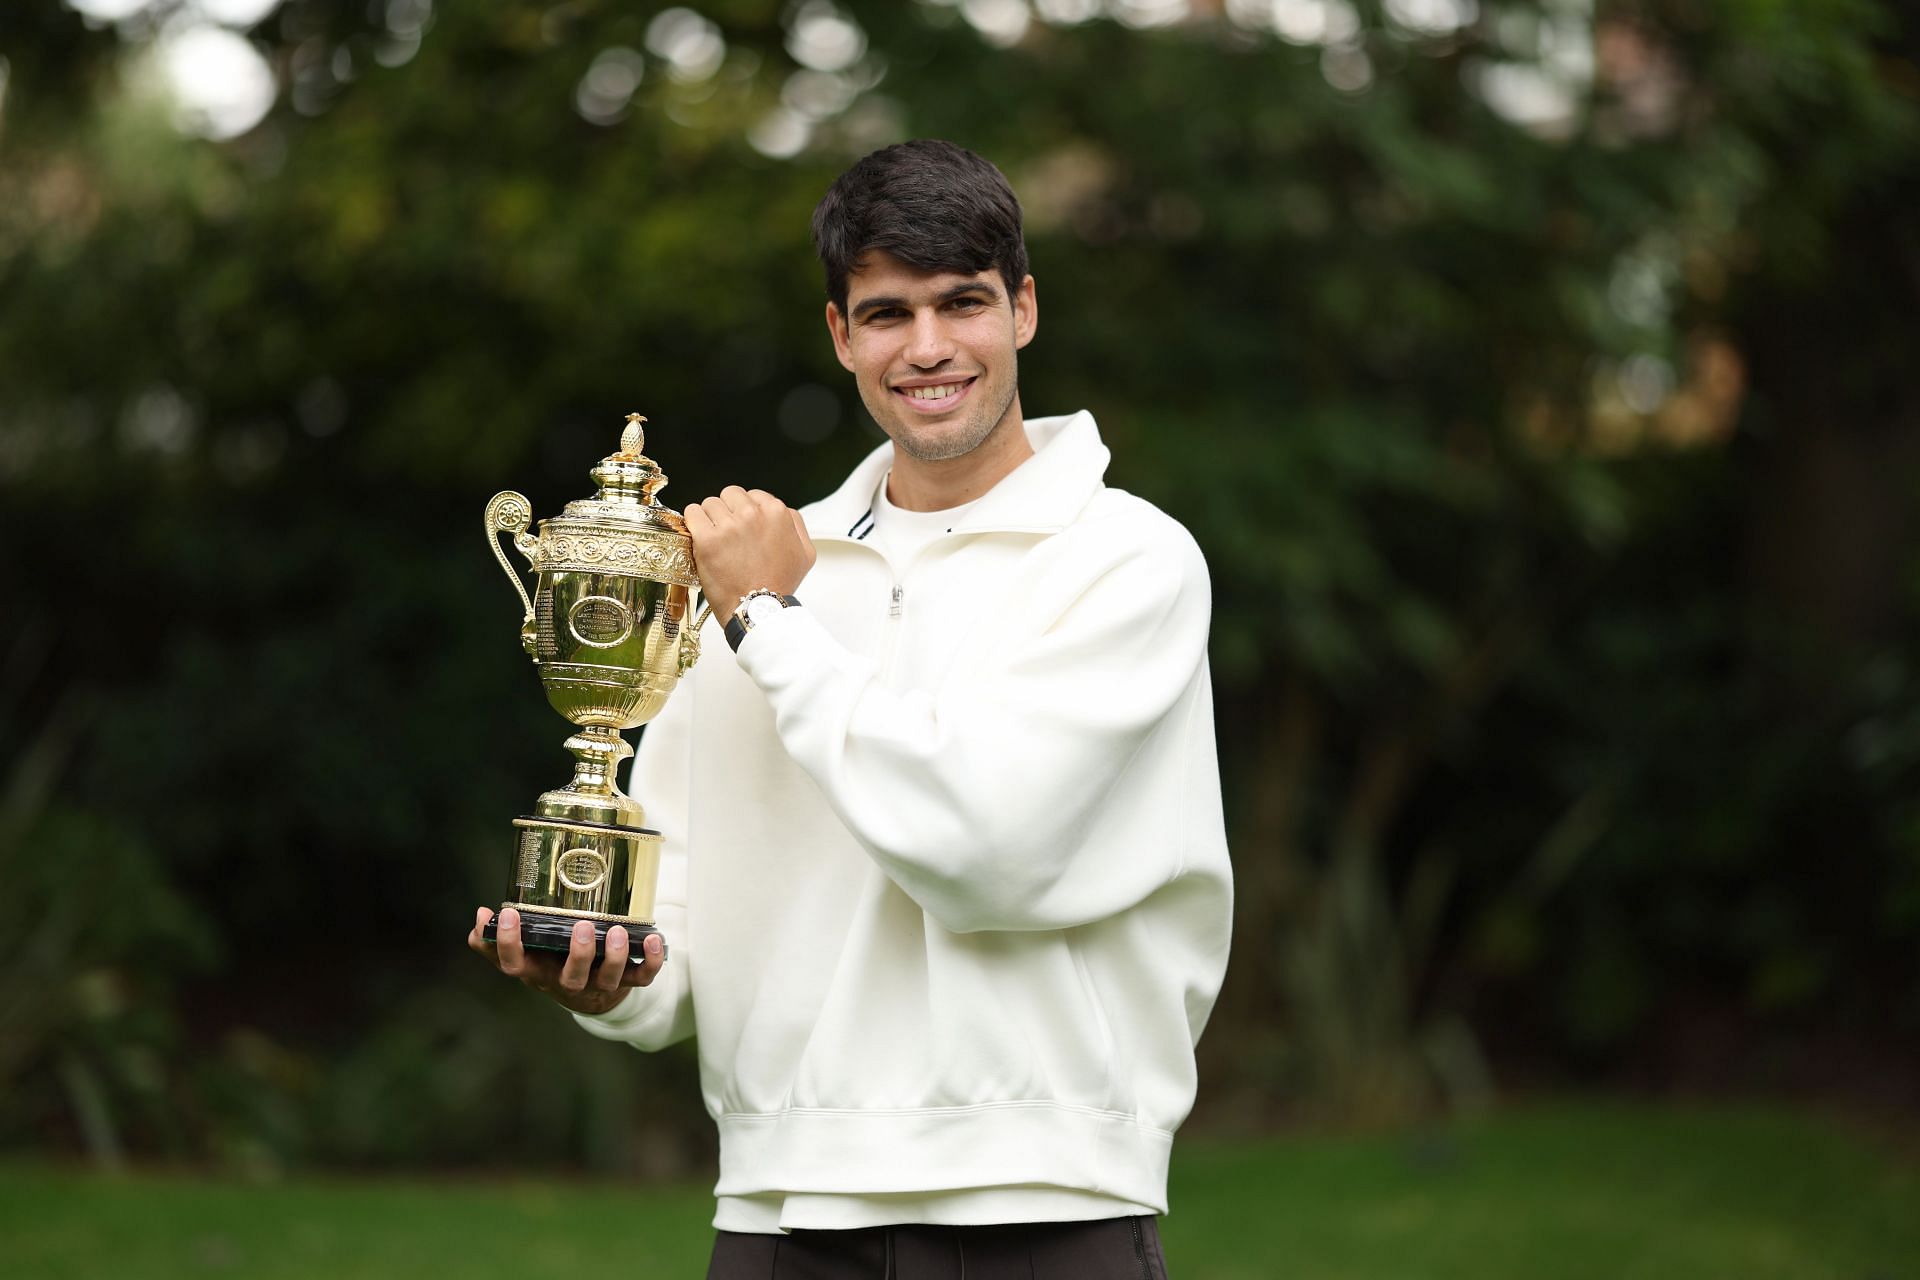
[468,906,665,1016]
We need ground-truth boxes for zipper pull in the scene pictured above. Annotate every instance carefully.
[889,585,904,618]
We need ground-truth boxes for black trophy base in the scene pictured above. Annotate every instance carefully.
[484,910,666,963]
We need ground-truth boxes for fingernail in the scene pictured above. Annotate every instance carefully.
[646,935,662,957]
[500,908,518,927]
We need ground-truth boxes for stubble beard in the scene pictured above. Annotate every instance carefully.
[868,365,1020,464]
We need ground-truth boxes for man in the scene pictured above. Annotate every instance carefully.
[471,139,1231,1278]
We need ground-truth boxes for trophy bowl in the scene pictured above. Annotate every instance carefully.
[481,413,709,958]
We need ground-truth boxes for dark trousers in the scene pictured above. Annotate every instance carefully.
[707,1216,1170,1279]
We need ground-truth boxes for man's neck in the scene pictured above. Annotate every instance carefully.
[885,404,1036,513]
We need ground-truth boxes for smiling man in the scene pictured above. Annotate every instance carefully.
[472,140,1232,1279]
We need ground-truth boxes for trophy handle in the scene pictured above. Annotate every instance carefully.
[679,600,715,673]
[484,490,540,655]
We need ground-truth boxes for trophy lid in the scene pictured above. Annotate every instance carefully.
[558,413,689,534]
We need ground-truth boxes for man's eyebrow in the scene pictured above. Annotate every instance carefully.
[849,294,908,320]
[849,281,1002,320]
[937,280,1000,304]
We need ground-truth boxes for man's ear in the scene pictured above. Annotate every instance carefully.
[1013,275,1039,350]
[825,300,855,372]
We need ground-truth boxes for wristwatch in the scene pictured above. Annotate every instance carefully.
[724,588,802,652]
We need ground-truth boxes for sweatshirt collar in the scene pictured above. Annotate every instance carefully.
[806,411,1109,542]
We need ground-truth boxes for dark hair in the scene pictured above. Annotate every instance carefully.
[811,139,1029,313]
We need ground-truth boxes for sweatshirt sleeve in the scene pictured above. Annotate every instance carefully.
[571,660,697,1049]
[735,519,1212,934]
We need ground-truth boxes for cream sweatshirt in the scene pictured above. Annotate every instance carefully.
[574,412,1233,1232]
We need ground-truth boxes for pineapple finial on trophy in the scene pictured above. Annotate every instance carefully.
[622,412,647,457]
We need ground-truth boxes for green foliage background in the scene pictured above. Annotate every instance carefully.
[2,0,1917,1171]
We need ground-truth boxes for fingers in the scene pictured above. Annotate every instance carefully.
[623,931,666,988]
[478,906,665,1005]
[724,484,791,518]
[495,906,527,976]
[557,918,597,992]
[597,927,667,991]
[695,487,786,524]
[469,905,495,957]
[696,487,755,530]
[594,926,630,992]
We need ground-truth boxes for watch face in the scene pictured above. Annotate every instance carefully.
[745,594,783,626]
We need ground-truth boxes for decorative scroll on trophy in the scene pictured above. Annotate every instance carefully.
[481,413,710,957]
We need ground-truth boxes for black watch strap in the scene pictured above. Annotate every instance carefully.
[723,592,802,652]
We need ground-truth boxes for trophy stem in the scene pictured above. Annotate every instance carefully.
[562,724,631,800]
[527,725,644,829]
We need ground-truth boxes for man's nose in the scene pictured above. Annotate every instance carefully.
[902,310,955,368]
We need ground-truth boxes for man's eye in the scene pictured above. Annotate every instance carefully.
[949,297,984,311]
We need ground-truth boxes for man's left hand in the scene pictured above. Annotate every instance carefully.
[685,485,816,622]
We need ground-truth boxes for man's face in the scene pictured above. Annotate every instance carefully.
[825,250,1038,463]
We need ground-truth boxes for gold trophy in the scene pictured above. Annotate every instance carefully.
[481,413,710,957]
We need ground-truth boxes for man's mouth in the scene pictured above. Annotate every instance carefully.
[892,378,975,411]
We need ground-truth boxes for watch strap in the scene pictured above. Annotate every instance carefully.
[723,591,802,652]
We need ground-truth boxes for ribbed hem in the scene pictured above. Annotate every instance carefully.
[714,1186,1160,1234]
[712,1100,1172,1209]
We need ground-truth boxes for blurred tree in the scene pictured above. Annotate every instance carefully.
[2,0,1916,1162]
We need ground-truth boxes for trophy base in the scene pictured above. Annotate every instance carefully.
[483,909,667,961]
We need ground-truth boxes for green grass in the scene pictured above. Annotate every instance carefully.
[1161,1102,1919,1280]
[3,1102,1915,1279]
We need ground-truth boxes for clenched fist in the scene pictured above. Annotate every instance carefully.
[684,486,816,623]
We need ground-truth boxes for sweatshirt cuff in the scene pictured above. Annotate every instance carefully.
[733,604,868,691]
[569,968,681,1043]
